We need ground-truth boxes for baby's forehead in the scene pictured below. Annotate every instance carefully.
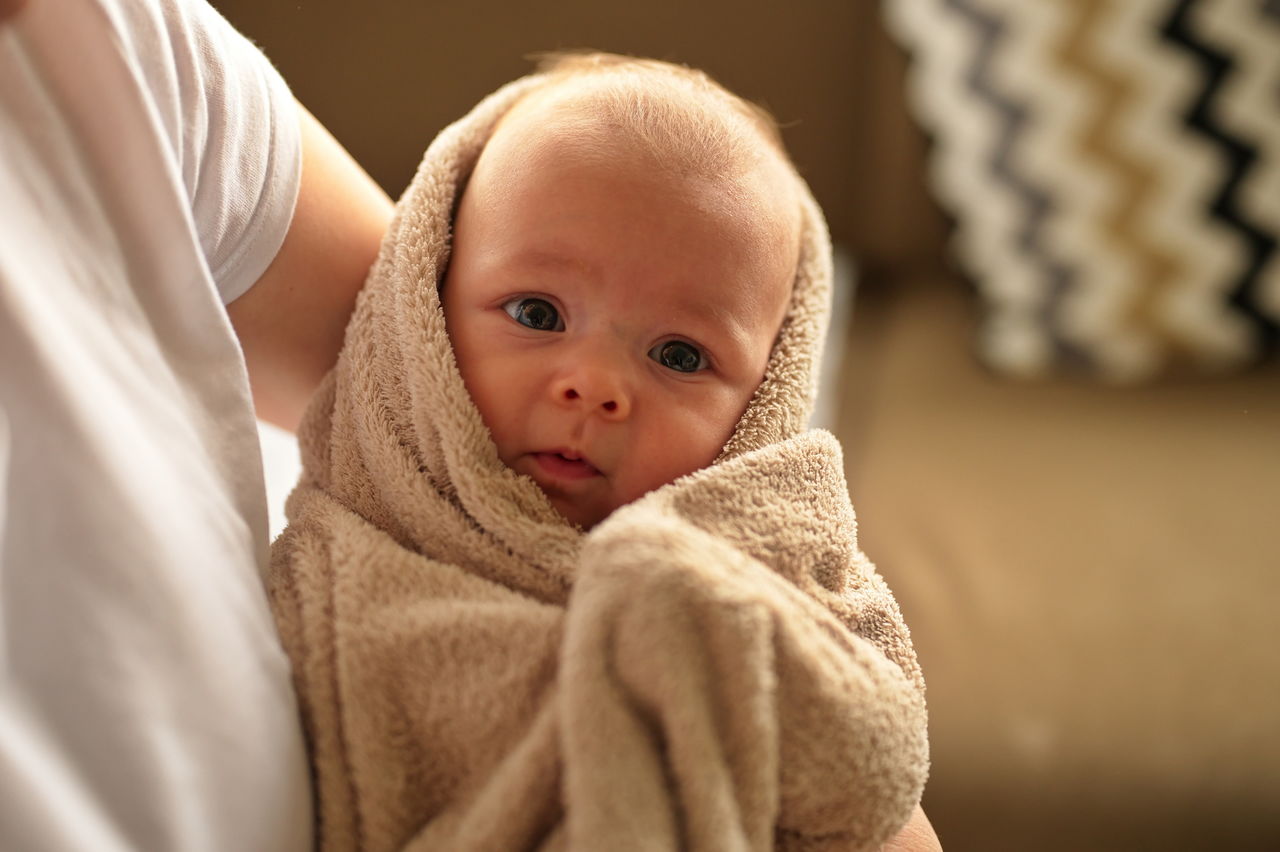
[485,80,802,251]
[494,76,782,174]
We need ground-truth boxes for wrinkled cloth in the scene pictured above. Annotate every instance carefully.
[268,72,928,852]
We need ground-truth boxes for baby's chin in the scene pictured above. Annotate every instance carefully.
[544,465,722,530]
[546,492,614,531]
[536,458,726,530]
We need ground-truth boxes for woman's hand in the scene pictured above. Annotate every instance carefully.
[882,804,943,851]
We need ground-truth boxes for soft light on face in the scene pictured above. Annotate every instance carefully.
[442,100,798,529]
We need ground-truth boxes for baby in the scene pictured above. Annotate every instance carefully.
[270,54,929,852]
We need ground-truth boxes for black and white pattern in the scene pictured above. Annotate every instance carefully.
[885,0,1279,380]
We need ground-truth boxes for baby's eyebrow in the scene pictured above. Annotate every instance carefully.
[512,248,599,281]
[674,299,762,357]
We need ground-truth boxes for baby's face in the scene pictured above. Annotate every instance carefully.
[443,105,797,529]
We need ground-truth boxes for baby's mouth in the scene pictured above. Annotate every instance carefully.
[530,450,601,481]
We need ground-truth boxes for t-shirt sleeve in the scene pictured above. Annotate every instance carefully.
[108,0,303,304]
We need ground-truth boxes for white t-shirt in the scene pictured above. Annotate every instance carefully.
[0,0,310,849]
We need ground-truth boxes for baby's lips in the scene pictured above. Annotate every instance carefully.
[532,450,602,481]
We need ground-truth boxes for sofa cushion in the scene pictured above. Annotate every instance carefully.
[839,276,1280,849]
[884,0,1280,381]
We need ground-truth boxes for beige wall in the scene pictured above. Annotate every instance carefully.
[214,0,948,284]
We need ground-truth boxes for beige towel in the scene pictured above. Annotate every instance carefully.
[269,72,928,852]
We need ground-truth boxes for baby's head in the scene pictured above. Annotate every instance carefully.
[442,54,804,529]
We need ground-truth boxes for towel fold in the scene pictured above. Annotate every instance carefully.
[269,69,928,852]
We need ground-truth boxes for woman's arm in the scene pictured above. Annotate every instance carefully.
[228,102,393,431]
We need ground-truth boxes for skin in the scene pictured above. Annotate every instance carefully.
[228,104,393,430]
[442,92,799,529]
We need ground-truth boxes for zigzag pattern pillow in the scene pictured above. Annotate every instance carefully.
[884,0,1279,380]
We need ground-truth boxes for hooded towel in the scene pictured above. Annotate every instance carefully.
[269,71,928,852]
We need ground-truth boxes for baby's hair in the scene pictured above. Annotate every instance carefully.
[524,50,798,184]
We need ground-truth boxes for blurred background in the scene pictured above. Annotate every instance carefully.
[220,1,1280,848]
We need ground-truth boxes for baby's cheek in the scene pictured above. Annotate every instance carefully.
[626,395,744,498]
[646,437,719,492]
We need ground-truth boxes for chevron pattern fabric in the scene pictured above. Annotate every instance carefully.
[884,0,1280,380]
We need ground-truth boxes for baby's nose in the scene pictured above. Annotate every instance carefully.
[551,366,631,420]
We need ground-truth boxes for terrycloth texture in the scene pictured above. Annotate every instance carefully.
[269,73,928,851]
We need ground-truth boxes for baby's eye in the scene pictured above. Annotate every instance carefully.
[503,297,563,332]
[649,340,707,373]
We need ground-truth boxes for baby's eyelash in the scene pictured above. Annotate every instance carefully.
[502,296,564,332]
[648,339,710,373]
